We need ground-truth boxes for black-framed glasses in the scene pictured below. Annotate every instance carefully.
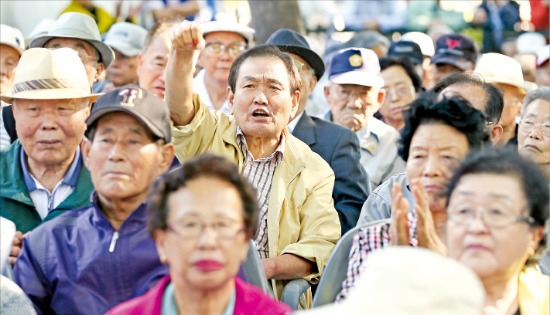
[520,119,550,137]
[166,217,245,240]
[204,42,246,57]
[447,206,535,228]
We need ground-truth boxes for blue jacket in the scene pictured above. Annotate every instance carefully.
[13,194,168,315]
[293,112,370,234]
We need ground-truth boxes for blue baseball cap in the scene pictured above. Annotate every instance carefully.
[329,47,384,88]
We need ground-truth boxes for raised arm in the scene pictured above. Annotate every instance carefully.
[166,20,205,126]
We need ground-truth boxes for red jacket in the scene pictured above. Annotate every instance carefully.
[106,275,292,315]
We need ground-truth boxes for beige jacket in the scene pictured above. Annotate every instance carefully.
[172,95,341,300]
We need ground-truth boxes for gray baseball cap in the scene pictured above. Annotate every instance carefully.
[104,22,147,57]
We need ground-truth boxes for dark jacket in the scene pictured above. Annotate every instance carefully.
[0,140,94,233]
[292,112,370,234]
[13,196,168,315]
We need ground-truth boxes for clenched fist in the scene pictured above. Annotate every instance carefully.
[170,20,205,51]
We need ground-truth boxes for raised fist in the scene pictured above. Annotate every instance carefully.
[170,20,205,51]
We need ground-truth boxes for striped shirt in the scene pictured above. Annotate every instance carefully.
[236,127,284,259]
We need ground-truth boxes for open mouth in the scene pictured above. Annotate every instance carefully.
[252,108,270,117]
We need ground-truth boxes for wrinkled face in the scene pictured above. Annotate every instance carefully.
[0,44,21,94]
[106,48,139,87]
[288,52,316,118]
[13,98,90,167]
[324,83,384,131]
[228,56,299,143]
[431,63,461,85]
[495,83,524,129]
[44,37,103,85]
[446,174,541,279]
[406,123,470,213]
[137,32,171,98]
[198,32,247,84]
[518,99,550,168]
[155,177,248,291]
[379,65,416,129]
[82,112,171,201]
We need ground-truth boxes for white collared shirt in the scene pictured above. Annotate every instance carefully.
[193,69,231,115]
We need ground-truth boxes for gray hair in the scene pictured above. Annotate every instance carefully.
[521,87,550,118]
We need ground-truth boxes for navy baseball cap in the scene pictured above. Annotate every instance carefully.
[388,41,423,65]
[86,85,172,143]
[329,47,384,87]
[431,34,477,71]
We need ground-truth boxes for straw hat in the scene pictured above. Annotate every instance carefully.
[30,12,114,68]
[299,247,485,315]
[0,48,101,103]
[474,53,526,92]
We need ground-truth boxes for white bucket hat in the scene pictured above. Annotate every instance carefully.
[299,247,485,315]
[200,21,255,45]
[474,53,526,92]
[0,24,25,56]
[104,22,147,57]
[0,48,102,103]
[30,12,114,68]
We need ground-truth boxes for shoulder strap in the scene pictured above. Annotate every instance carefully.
[2,106,18,143]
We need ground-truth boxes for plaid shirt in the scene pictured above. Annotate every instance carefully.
[236,127,284,259]
[336,212,418,302]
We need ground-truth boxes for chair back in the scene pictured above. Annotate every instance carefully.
[312,219,389,307]
[242,240,273,297]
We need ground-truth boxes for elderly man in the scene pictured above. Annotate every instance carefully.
[266,29,369,235]
[430,34,477,85]
[324,47,405,189]
[474,53,527,146]
[1,12,114,147]
[136,21,176,99]
[433,72,504,144]
[14,86,174,315]
[0,48,96,235]
[194,21,254,114]
[0,24,25,147]
[97,22,148,93]
[167,21,340,302]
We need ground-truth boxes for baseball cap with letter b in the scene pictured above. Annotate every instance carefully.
[329,48,384,88]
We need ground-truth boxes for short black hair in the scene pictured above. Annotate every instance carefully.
[146,153,259,238]
[446,147,549,265]
[432,72,504,124]
[398,93,491,161]
[228,44,301,95]
[379,56,422,93]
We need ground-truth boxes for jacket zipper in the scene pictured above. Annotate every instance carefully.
[109,231,119,253]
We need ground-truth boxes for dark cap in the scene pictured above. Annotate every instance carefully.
[431,34,477,71]
[266,28,325,79]
[388,41,423,65]
[86,85,172,143]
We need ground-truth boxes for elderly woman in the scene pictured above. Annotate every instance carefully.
[517,87,550,177]
[107,154,291,315]
[335,95,490,301]
[378,57,422,130]
[446,148,549,315]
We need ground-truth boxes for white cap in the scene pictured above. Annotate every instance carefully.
[104,22,147,57]
[516,32,546,54]
[401,31,435,57]
[474,53,525,92]
[298,247,485,315]
[536,45,550,67]
[0,24,25,55]
[200,21,255,44]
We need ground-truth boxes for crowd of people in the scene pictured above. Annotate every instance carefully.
[0,1,549,314]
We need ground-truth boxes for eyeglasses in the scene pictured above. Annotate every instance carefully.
[447,206,535,228]
[383,84,414,99]
[520,119,550,137]
[204,42,246,57]
[166,217,245,240]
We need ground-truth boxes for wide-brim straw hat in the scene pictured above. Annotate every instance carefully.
[0,48,102,103]
[30,12,114,68]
